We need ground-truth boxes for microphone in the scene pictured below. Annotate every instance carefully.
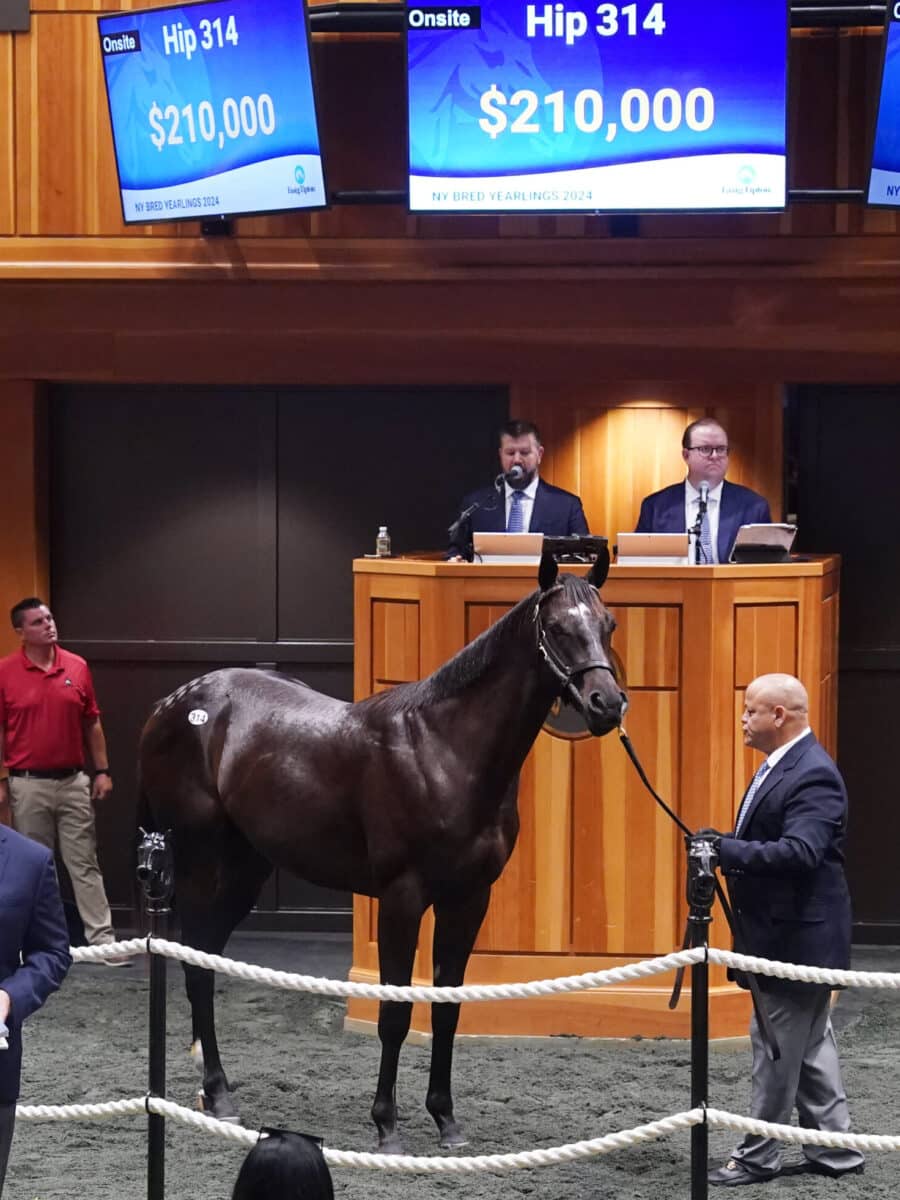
[698,480,709,512]
[504,464,526,486]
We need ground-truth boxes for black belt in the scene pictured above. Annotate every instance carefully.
[9,767,82,780]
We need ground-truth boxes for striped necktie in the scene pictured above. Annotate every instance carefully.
[735,761,770,836]
[507,490,526,532]
[699,502,714,564]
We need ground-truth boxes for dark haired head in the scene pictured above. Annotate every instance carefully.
[232,1130,334,1200]
[681,418,727,450]
[10,597,46,630]
[499,418,541,445]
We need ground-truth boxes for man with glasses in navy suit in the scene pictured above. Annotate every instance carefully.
[635,418,771,563]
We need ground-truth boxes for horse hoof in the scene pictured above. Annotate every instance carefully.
[197,1089,240,1123]
[378,1133,405,1155]
[440,1127,469,1150]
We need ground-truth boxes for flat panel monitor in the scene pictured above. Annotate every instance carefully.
[867,4,900,207]
[98,0,326,224]
[406,0,787,213]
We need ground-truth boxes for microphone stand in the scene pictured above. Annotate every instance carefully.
[691,494,708,565]
[447,502,479,562]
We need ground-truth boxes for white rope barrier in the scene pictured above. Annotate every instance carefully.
[72,937,900,1001]
[705,1110,900,1154]
[709,948,900,990]
[16,1095,706,1171]
[20,1096,900,1171]
[53,937,900,1174]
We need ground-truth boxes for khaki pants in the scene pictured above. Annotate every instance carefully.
[9,772,115,946]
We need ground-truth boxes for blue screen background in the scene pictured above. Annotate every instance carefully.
[407,0,787,178]
[99,0,322,190]
[871,16,900,174]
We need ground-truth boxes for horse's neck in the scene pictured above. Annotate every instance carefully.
[434,611,557,778]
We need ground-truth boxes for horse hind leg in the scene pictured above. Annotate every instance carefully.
[371,876,427,1153]
[426,885,491,1148]
[178,836,273,1123]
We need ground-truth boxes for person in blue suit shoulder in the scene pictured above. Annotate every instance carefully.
[635,418,771,563]
[448,419,588,559]
[0,822,71,1196]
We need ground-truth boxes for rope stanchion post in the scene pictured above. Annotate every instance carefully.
[684,834,718,1200]
[136,829,175,1200]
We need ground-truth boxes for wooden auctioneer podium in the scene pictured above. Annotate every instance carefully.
[347,553,840,1040]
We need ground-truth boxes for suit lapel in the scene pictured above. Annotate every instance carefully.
[0,828,9,890]
[660,485,686,533]
[741,733,816,831]
[717,482,740,563]
[529,480,547,533]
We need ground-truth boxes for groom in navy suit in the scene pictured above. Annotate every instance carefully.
[635,418,770,563]
[707,674,864,1186]
[0,822,71,1194]
[448,419,588,558]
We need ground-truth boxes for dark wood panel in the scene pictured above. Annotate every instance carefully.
[276,387,508,638]
[789,387,900,940]
[50,386,277,640]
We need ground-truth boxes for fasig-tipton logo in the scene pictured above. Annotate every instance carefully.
[100,29,142,56]
[407,5,482,30]
[288,164,315,196]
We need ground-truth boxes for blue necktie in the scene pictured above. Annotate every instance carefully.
[735,761,770,836]
[507,490,526,532]
[699,502,714,564]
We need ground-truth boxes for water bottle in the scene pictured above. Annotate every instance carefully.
[375,526,392,558]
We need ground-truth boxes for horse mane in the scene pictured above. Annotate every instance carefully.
[367,573,599,715]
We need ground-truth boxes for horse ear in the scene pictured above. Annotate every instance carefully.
[538,551,558,591]
[587,547,610,590]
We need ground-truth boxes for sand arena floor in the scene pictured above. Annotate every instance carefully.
[7,936,897,1200]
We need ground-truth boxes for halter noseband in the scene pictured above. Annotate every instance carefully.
[533,587,618,708]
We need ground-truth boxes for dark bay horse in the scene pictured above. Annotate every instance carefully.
[137,553,626,1151]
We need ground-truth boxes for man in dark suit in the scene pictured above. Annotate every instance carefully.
[0,823,71,1195]
[448,419,588,558]
[707,673,864,1186]
[635,418,771,563]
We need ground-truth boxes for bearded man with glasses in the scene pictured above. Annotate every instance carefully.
[635,418,771,563]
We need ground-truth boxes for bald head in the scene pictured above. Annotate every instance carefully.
[742,673,810,755]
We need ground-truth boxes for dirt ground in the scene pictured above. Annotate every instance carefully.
[7,942,898,1200]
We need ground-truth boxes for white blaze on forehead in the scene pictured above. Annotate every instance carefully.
[566,601,595,623]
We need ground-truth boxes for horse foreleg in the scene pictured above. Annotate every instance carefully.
[426,885,491,1148]
[371,877,426,1153]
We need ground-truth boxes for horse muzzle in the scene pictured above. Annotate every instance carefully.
[575,671,627,736]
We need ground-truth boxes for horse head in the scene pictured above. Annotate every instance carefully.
[534,550,626,736]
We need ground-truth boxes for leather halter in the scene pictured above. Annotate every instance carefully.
[533,586,618,709]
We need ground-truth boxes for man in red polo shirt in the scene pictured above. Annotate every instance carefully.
[0,598,124,962]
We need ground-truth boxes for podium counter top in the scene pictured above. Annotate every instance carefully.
[354,554,839,580]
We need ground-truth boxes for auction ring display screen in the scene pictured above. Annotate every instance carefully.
[405,0,787,213]
[98,0,326,224]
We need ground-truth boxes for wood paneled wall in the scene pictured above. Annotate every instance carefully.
[517,382,784,545]
[0,8,899,265]
[0,381,47,655]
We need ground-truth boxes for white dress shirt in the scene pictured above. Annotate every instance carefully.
[505,477,539,531]
[684,478,724,563]
[760,727,812,773]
